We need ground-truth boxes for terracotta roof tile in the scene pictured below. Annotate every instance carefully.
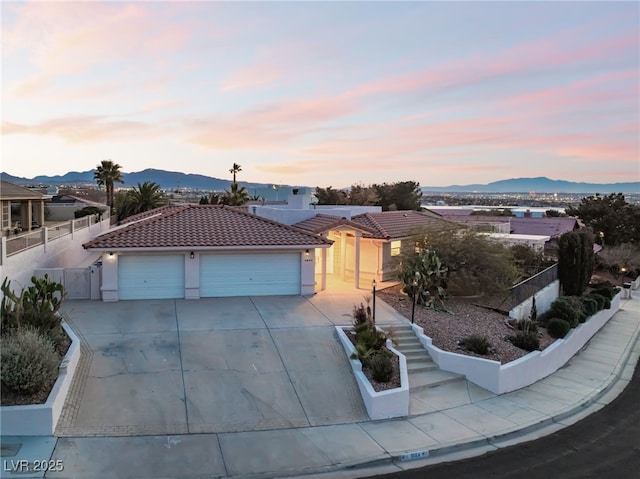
[84,205,333,250]
[351,210,453,239]
[293,214,377,235]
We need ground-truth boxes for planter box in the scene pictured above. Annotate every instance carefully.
[335,326,409,420]
[411,292,621,395]
[0,322,81,436]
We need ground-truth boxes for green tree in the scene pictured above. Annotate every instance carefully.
[566,193,640,246]
[94,160,124,211]
[229,163,242,185]
[348,184,379,206]
[558,229,595,296]
[222,183,250,206]
[597,243,640,279]
[373,181,422,211]
[315,186,348,205]
[406,225,522,296]
[116,182,166,221]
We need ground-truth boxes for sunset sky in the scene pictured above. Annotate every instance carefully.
[1,1,639,188]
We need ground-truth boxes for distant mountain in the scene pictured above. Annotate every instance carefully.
[422,177,640,194]
[1,168,277,190]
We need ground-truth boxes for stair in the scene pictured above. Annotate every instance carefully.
[386,324,465,392]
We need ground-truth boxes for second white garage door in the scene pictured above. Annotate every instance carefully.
[200,253,301,297]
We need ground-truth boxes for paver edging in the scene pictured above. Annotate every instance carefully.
[335,326,409,420]
[0,321,81,436]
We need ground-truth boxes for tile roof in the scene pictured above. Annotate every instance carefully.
[84,205,333,250]
[0,180,48,200]
[293,214,377,235]
[351,210,454,239]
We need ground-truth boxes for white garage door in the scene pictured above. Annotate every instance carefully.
[118,255,185,300]
[200,253,301,297]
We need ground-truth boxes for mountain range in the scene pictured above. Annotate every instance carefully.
[421,177,639,194]
[0,169,271,190]
[1,170,637,194]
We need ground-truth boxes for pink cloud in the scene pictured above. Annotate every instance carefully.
[4,2,191,99]
[2,116,160,143]
[187,95,360,150]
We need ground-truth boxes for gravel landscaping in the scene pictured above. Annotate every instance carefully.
[378,284,555,364]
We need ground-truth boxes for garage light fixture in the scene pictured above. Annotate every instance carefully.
[304,249,312,262]
[108,252,114,257]
[190,251,195,259]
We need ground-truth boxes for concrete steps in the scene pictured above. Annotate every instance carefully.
[385,325,465,393]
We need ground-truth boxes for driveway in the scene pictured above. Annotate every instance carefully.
[57,294,407,437]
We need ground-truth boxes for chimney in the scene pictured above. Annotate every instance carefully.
[287,188,310,209]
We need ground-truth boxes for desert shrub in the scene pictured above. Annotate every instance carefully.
[367,350,394,382]
[350,298,388,363]
[549,298,580,328]
[581,296,599,317]
[562,296,587,323]
[547,318,571,339]
[462,334,492,355]
[0,328,60,395]
[536,310,554,326]
[590,283,618,301]
[587,293,606,311]
[517,319,539,334]
[352,302,369,328]
[512,331,540,352]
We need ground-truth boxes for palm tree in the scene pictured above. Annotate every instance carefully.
[222,183,250,206]
[116,181,167,221]
[229,163,242,185]
[94,160,124,211]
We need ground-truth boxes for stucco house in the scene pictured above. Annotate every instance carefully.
[427,209,579,256]
[293,210,451,288]
[0,180,51,236]
[82,204,332,301]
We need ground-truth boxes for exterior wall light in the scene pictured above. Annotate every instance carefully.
[304,249,312,262]
[190,251,195,259]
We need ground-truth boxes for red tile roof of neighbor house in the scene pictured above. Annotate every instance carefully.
[293,214,377,235]
[83,205,333,250]
[351,210,455,240]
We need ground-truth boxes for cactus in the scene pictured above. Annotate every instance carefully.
[1,275,65,336]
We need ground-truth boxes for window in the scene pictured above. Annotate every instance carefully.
[390,240,402,257]
[1,202,8,229]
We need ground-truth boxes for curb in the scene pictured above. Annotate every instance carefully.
[331,297,640,474]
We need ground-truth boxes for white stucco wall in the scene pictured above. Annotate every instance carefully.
[1,218,110,290]
[335,326,409,419]
[0,322,81,435]
[411,293,621,394]
[509,280,561,320]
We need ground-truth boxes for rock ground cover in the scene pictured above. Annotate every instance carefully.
[378,284,554,364]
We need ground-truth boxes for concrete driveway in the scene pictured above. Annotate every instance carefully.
[57,294,406,437]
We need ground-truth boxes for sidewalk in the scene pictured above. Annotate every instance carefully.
[2,294,639,479]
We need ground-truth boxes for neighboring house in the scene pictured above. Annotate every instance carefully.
[429,211,579,256]
[0,180,51,236]
[47,194,106,221]
[82,204,332,301]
